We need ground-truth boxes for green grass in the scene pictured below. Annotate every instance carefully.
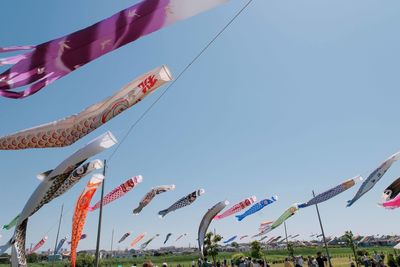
[0,246,397,267]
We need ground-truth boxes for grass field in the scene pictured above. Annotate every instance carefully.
[0,246,397,267]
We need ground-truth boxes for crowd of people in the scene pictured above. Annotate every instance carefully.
[360,251,400,267]
[197,256,270,267]
[127,251,400,267]
[284,252,327,267]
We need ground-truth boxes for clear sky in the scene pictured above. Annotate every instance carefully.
[1,0,400,253]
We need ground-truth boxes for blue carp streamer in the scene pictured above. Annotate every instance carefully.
[235,196,278,222]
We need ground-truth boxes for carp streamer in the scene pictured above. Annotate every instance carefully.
[133,185,175,214]
[28,237,48,254]
[298,176,362,208]
[236,196,278,222]
[71,174,104,267]
[175,233,187,242]
[158,189,205,218]
[4,132,115,267]
[223,235,237,244]
[0,0,228,99]
[198,200,229,258]
[214,196,256,220]
[164,233,172,244]
[347,151,400,207]
[130,232,147,248]
[270,204,299,231]
[380,177,400,209]
[118,232,132,243]
[140,234,160,249]
[0,66,171,150]
[90,175,143,211]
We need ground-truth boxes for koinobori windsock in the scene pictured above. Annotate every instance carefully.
[164,233,172,244]
[298,176,362,208]
[158,189,205,218]
[55,237,67,254]
[0,66,171,150]
[252,230,268,238]
[214,196,256,220]
[68,234,87,245]
[380,177,400,209]
[2,215,19,230]
[5,132,115,267]
[270,204,299,231]
[265,237,276,244]
[270,236,282,243]
[0,0,229,99]
[71,174,104,267]
[347,151,400,207]
[130,232,146,248]
[118,232,132,243]
[223,235,237,244]
[8,220,27,267]
[140,234,159,249]
[133,185,175,214]
[28,237,47,254]
[50,160,104,201]
[175,233,187,242]
[236,196,278,222]
[254,221,273,237]
[7,158,102,254]
[17,133,113,224]
[259,221,273,231]
[89,175,143,211]
[290,234,300,239]
[198,200,229,258]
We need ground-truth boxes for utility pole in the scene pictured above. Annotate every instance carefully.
[95,160,107,267]
[313,190,332,267]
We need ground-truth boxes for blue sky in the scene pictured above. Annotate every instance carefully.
[1,0,400,252]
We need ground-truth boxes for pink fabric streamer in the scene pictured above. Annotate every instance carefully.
[28,236,47,254]
[89,175,143,211]
[214,196,256,220]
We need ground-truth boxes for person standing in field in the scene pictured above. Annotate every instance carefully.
[362,254,370,267]
[316,252,325,267]
[297,256,304,267]
[373,251,382,265]
[307,256,317,267]
[284,257,292,267]
[307,256,313,267]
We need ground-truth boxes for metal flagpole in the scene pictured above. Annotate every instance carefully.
[110,228,114,258]
[313,190,332,267]
[95,160,107,267]
[52,204,64,266]
[284,221,289,255]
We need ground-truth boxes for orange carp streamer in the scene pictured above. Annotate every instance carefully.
[130,232,147,248]
[71,174,104,267]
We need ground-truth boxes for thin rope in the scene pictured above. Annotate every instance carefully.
[33,0,255,248]
[108,0,254,162]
